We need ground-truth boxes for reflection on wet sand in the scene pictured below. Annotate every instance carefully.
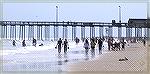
[84,49,89,60]
[57,53,62,65]
[64,53,69,63]
[3,48,101,71]
[91,49,95,58]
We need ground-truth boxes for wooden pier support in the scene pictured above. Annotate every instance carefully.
[19,25,25,40]
[28,25,34,40]
[81,25,85,41]
[1,21,148,41]
[44,25,50,40]
[99,26,104,38]
[72,25,76,41]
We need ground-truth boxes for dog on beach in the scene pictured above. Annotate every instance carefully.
[119,57,128,61]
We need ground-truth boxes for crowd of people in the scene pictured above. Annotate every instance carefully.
[108,37,126,51]
[12,38,40,47]
[12,37,146,56]
[83,37,104,58]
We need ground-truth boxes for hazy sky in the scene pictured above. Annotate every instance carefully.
[1,3,148,38]
[3,3,147,23]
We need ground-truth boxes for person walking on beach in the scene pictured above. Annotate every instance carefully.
[143,39,146,46]
[22,40,26,47]
[98,38,103,54]
[83,39,90,60]
[75,37,80,44]
[121,41,125,50]
[63,39,69,54]
[32,38,37,47]
[56,38,62,54]
[12,40,16,46]
[90,38,96,58]
[84,39,90,56]
[121,38,125,50]
[108,38,112,51]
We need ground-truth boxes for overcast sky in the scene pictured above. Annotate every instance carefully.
[3,3,147,23]
[1,3,148,38]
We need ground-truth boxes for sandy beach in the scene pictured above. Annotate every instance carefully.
[66,42,148,72]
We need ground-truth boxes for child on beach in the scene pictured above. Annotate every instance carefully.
[22,40,26,47]
[12,40,16,46]
[32,38,37,47]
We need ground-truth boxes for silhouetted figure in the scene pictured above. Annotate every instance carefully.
[133,38,136,43]
[12,40,16,46]
[90,38,96,58]
[121,42,125,50]
[75,37,80,44]
[143,39,146,46]
[63,39,69,54]
[122,37,125,42]
[22,40,26,47]
[84,39,89,60]
[98,39,103,54]
[120,38,125,50]
[32,38,37,47]
[56,38,62,53]
[108,38,112,51]
[84,39,89,55]
[90,38,96,49]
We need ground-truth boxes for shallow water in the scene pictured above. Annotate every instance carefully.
[1,39,108,71]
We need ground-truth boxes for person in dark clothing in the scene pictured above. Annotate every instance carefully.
[13,40,16,46]
[98,39,103,54]
[63,39,69,54]
[90,38,96,58]
[120,38,125,50]
[22,40,26,47]
[83,39,89,60]
[75,37,77,44]
[75,37,80,44]
[90,38,96,49]
[56,38,62,53]
[143,39,146,46]
[84,39,90,56]
[108,38,111,51]
[32,38,37,47]
[95,37,98,43]
[121,42,125,50]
